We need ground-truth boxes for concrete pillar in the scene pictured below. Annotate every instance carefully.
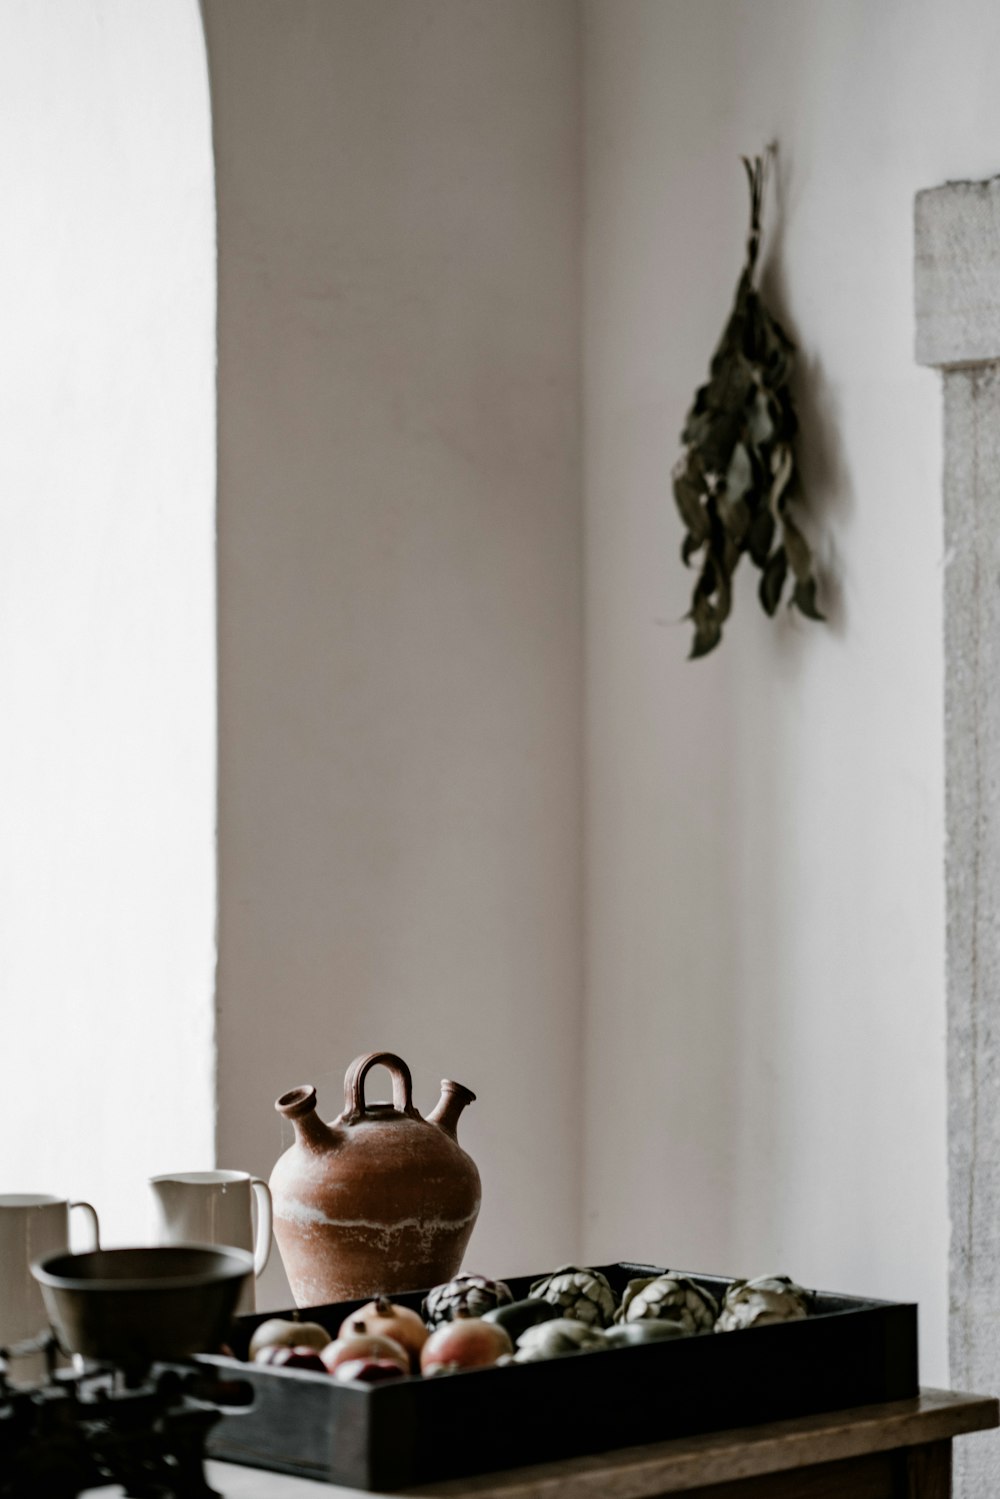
[916,176,1000,1497]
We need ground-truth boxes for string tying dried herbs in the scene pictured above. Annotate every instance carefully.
[674,150,823,659]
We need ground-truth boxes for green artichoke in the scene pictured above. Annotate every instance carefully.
[528,1265,618,1328]
[615,1274,718,1334]
[715,1275,811,1332]
[514,1318,607,1362]
[421,1273,513,1329]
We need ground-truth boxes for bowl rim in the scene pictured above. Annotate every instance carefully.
[31,1243,254,1293]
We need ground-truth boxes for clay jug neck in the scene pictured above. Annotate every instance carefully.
[275,1085,337,1152]
[427,1079,476,1138]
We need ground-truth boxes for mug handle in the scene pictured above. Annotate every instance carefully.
[70,1200,100,1251]
[250,1179,272,1277]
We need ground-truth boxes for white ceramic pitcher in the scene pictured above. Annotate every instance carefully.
[0,1194,100,1384]
[149,1170,272,1313]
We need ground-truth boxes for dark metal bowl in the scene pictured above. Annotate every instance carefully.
[32,1245,252,1377]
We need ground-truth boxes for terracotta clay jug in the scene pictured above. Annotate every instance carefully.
[270,1051,481,1306]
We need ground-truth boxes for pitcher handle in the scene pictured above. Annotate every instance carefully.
[343,1051,420,1123]
[69,1200,100,1251]
[250,1178,272,1277]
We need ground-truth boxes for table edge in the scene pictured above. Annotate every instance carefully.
[402,1388,1000,1499]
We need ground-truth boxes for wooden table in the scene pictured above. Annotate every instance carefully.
[206,1388,998,1498]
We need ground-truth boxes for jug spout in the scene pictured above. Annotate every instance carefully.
[275,1085,337,1152]
[428,1079,476,1138]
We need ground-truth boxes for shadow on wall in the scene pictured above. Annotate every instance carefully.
[757,149,855,642]
[721,152,858,1271]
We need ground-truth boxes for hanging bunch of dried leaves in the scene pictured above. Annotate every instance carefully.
[673,151,823,658]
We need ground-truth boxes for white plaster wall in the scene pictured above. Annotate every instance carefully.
[0,1,216,1245]
[201,0,583,1307]
[582,0,1000,1385]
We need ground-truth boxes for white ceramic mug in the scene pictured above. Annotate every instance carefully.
[0,1194,100,1383]
[149,1170,272,1313]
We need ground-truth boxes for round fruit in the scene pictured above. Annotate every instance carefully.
[319,1320,410,1375]
[332,1358,408,1385]
[253,1344,327,1372]
[420,1312,512,1375]
[248,1318,330,1361]
[340,1297,428,1367]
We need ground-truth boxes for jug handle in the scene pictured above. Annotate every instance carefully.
[342,1052,421,1123]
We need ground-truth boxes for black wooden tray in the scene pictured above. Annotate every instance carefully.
[194,1261,918,1490]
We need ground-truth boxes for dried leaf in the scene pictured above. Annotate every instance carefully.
[672,150,826,656]
[792,576,825,621]
[681,532,703,565]
[673,471,710,544]
[759,546,787,616]
[682,408,713,450]
[769,443,794,511]
[689,611,723,659]
[696,407,744,476]
[688,588,722,658]
[719,494,750,547]
[708,354,755,416]
[747,506,775,568]
[782,512,813,582]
